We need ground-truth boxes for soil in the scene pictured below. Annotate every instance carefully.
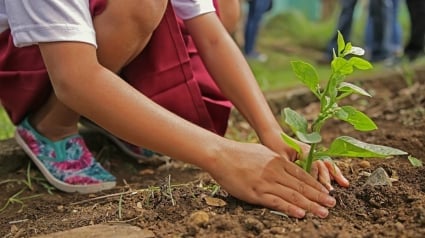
[1,67,425,238]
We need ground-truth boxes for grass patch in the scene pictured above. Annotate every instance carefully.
[0,107,14,140]
[0,162,55,214]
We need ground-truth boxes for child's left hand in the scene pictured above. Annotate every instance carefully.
[261,132,350,191]
[310,159,350,191]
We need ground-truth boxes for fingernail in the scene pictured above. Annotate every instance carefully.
[326,196,336,207]
[318,207,329,218]
[295,209,306,218]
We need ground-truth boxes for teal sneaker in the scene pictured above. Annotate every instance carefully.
[79,118,170,163]
[15,117,116,194]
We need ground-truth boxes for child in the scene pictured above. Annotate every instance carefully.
[0,0,348,219]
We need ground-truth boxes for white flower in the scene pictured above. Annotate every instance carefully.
[348,46,365,56]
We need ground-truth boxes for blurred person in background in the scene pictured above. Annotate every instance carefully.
[321,0,338,21]
[318,0,358,64]
[365,0,402,64]
[404,0,425,61]
[243,0,273,62]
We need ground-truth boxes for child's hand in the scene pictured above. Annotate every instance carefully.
[260,132,349,191]
[285,139,350,191]
[208,141,336,219]
[292,140,350,191]
[310,160,350,191]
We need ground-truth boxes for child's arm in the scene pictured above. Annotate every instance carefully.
[38,40,335,219]
[184,12,349,188]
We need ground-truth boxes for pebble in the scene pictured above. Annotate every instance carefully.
[373,209,389,218]
[188,211,210,227]
[395,222,404,232]
[56,205,65,212]
[364,167,392,186]
[269,226,286,234]
[10,225,18,233]
[243,217,264,232]
[33,224,154,238]
[204,196,227,207]
[359,160,371,168]
[312,220,321,229]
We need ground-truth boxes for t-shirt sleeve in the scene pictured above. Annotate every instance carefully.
[171,0,215,20]
[5,0,96,48]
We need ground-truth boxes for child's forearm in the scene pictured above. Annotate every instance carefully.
[185,13,282,140]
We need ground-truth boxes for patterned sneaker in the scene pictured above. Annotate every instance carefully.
[15,117,116,194]
[79,118,170,163]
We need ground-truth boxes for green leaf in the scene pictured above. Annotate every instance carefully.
[337,31,345,56]
[335,106,378,131]
[280,132,302,155]
[349,57,373,70]
[313,155,336,172]
[332,57,353,75]
[295,131,322,144]
[282,108,308,134]
[347,46,366,56]
[338,82,372,97]
[323,73,344,109]
[342,42,352,56]
[319,136,408,158]
[314,155,333,162]
[408,155,423,167]
[295,159,307,169]
[291,61,320,97]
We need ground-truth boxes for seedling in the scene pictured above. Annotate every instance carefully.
[160,174,176,206]
[0,163,45,213]
[281,31,407,173]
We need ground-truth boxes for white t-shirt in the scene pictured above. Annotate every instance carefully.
[0,0,215,48]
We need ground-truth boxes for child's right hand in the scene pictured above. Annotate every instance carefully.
[207,141,337,219]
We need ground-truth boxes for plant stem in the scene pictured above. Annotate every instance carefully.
[305,143,317,173]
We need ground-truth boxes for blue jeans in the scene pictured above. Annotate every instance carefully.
[365,0,401,61]
[325,0,358,60]
[243,0,273,55]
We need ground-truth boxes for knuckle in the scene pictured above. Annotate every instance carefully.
[292,166,301,178]
[248,184,265,203]
[297,182,306,194]
[268,197,281,209]
[316,192,328,205]
[290,191,299,204]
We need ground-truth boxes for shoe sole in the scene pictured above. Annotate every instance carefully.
[15,131,116,194]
